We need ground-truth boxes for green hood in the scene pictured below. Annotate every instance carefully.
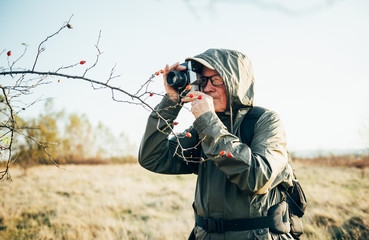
[189,48,255,109]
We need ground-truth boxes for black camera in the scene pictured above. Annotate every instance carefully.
[166,60,201,92]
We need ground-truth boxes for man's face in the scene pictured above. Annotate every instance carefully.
[200,67,228,112]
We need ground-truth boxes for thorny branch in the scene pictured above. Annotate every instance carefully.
[1,17,213,180]
[8,43,28,73]
[0,69,207,161]
[83,30,103,78]
[32,15,73,71]
[0,87,15,180]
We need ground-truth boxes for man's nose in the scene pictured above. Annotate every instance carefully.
[203,80,215,92]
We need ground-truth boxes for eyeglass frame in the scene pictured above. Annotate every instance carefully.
[198,74,224,89]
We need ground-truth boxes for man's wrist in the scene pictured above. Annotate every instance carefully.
[193,111,216,133]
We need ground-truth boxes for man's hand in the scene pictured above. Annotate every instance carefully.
[163,62,186,102]
[182,91,215,119]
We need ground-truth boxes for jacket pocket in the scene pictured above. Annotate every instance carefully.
[267,201,290,234]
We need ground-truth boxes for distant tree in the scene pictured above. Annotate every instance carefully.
[15,100,63,173]
[62,113,94,161]
[94,122,116,159]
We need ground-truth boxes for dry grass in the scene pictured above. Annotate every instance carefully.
[0,160,368,240]
[0,164,196,240]
[294,161,369,239]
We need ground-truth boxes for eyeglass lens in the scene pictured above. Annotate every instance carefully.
[199,75,223,87]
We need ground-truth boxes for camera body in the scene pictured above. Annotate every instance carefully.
[166,60,201,93]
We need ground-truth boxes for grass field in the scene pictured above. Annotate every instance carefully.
[0,161,368,240]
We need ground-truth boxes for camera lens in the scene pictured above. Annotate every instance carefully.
[167,71,188,89]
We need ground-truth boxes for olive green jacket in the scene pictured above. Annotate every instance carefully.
[139,49,294,240]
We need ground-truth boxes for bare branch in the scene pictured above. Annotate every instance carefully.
[83,30,103,78]
[8,43,28,73]
[31,15,73,71]
[0,86,16,180]
[1,17,209,180]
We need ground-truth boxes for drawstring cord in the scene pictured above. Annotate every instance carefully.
[230,98,233,133]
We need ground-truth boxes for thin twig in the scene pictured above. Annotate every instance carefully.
[31,15,73,71]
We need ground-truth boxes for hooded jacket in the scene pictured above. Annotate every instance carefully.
[139,49,294,240]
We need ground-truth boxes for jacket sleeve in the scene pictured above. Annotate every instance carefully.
[193,110,291,195]
[138,96,200,174]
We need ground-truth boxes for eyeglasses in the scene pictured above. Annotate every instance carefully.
[198,74,224,88]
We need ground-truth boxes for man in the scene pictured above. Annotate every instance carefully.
[139,49,295,239]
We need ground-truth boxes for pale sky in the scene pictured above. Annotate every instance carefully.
[1,0,369,154]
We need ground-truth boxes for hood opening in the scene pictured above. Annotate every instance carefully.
[189,48,255,132]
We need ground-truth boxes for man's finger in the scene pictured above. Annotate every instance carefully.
[181,96,197,102]
[168,62,180,71]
